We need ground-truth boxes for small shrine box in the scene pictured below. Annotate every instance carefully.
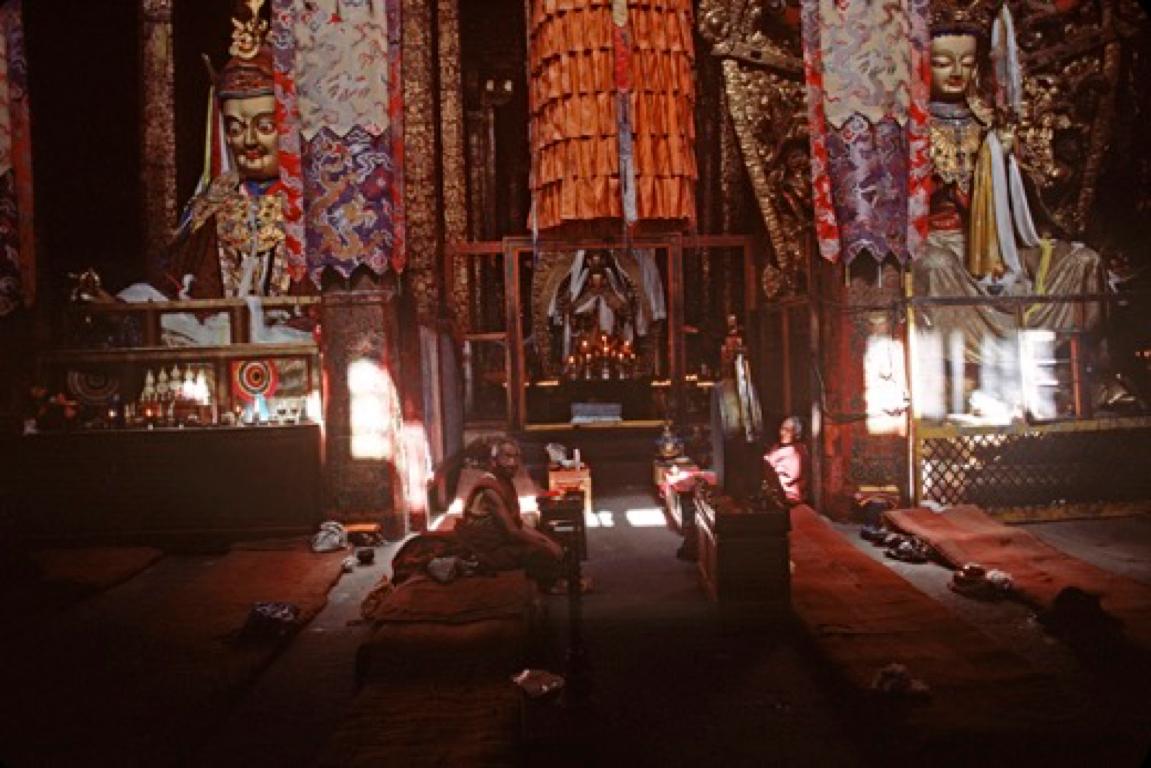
[548,463,593,516]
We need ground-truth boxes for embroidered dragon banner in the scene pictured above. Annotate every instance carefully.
[272,0,405,286]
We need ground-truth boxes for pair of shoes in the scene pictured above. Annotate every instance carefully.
[885,538,929,564]
[860,524,887,544]
[948,562,1011,600]
[545,576,594,595]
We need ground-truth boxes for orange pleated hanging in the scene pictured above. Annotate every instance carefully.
[528,0,696,232]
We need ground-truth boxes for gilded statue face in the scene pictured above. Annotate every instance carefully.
[222,94,279,181]
[930,34,978,103]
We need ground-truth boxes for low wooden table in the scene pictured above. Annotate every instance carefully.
[548,464,593,516]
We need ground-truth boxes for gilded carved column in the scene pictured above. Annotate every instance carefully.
[437,0,469,328]
[402,0,439,323]
[400,0,444,528]
[139,0,177,284]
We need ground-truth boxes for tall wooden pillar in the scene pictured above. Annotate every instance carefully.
[400,0,445,528]
[320,283,407,539]
[816,259,907,519]
[139,0,177,284]
[402,0,439,324]
[434,0,467,509]
[438,0,467,250]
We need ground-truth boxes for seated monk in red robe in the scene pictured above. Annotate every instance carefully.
[455,438,565,591]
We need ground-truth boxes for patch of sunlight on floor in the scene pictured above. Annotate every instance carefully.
[624,507,667,527]
[585,511,615,528]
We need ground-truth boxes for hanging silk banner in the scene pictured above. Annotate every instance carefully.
[528,0,696,232]
[611,0,638,228]
[272,0,405,286]
[0,0,32,316]
[801,0,930,264]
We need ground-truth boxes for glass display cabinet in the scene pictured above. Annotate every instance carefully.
[8,297,324,541]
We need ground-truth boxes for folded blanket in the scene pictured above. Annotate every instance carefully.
[362,570,535,625]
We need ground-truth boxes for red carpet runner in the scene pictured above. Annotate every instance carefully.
[789,505,1083,760]
[884,505,1151,650]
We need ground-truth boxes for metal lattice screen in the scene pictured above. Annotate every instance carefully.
[919,423,1151,508]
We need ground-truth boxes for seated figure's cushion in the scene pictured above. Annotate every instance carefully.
[362,570,536,625]
[356,536,544,685]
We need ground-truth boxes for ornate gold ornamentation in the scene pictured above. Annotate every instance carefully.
[140,0,177,282]
[1005,0,1132,236]
[928,116,985,193]
[216,186,285,256]
[230,0,268,61]
[705,0,1142,282]
[403,0,440,321]
[437,0,469,330]
[700,1,810,301]
[761,263,785,300]
[722,58,808,299]
[928,0,996,36]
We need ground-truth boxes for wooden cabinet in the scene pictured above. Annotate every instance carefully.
[695,492,791,625]
[40,297,320,422]
[5,424,323,542]
[37,342,319,424]
[8,299,326,543]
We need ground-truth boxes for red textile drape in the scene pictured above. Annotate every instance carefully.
[0,0,33,315]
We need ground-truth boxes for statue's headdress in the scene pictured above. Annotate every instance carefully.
[928,1,1025,116]
[929,0,995,39]
[187,0,275,198]
[215,0,273,99]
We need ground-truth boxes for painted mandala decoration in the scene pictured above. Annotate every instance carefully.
[231,359,280,402]
[65,370,120,406]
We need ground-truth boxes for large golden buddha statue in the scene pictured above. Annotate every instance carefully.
[912,4,1105,358]
[165,0,293,299]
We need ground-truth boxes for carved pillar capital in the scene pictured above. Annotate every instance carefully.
[140,0,173,21]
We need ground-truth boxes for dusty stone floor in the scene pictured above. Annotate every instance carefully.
[3,457,1150,767]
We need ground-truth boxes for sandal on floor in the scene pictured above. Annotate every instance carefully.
[880,532,907,548]
[546,576,594,595]
[885,539,929,564]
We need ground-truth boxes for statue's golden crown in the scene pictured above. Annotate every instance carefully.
[217,0,273,98]
[929,0,997,37]
[229,0,268,61]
